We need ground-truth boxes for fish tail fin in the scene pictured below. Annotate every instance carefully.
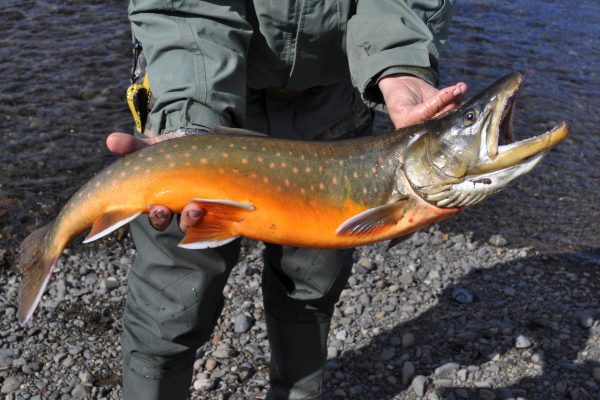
[16,223,60,326]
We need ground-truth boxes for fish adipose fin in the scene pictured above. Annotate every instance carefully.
[82,210,142,243]
[336,199,414,238]
[179,199,255,249]
[17,223,58,325]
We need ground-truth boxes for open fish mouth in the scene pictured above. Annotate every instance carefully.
[424,73,569,209]
[470,73,569,175]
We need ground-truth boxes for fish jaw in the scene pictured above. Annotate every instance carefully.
[403,73,569,209]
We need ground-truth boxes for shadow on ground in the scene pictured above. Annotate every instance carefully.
[328,251,600,399]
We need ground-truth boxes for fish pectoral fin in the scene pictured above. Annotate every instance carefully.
[83,210,142,243]
[178,199,255,249]
[336,200,414,238]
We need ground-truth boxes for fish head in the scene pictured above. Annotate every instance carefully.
[403,73,569,208]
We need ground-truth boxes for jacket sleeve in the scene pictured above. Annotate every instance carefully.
[347,0,456,104]
[129,0,252,135]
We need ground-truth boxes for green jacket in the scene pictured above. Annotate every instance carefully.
[129,0,455,137]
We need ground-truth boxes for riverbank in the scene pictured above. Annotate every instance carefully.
[1,227,598,399]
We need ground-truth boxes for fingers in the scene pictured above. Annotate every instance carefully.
[105,131,186,155]
[106,132,150,155]
[148,205,173,231]
[147,202,206,232]
[419,82,468,120]
[179,202,205,232]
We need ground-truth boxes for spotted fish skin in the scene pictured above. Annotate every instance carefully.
[18,73,568,325]
[15,127,455,325]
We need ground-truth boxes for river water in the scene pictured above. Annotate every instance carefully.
[0,0,598,261]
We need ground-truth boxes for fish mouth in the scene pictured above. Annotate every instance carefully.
[470,73,569,175]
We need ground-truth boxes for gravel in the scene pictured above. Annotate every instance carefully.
[1,226,599,399]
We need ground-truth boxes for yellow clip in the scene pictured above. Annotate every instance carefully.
[126,74,151,133]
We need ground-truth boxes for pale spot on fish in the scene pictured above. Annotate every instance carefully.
[300,188,306,194]
[353,171,359,178]
[263,177,269,183]
[95,182,100,188]
[145,169,151,174]
[125,161,131,166]
[192,145,197,150]
[305,167,312,173]
[332,177,337,185]
[184,152,190,158]
[371,167,377,174]
[107,170,112,175]
[120,172,127,177]
[363,188,368,194]
[229,143,235,148]
[284,179,290,187]
[219,168,225,174]
[241,158,248,165]
[280,162,286,168]
[257,156,264,163]
[147,157,153,161]
[207,145,213,150]
[319,183,325,190]
[222,152,229,158]
[318,166,323,173]
[242,145,247,150]
[250,173,257,179]
[339,160,344,166]
[166,154,172,159]
[269,162,275,169]
[185,162,191,166]
[201,158,208,164]
[300,155,305,161]
[292,167,298,173]
[169,162,176,168]
[134,166,140,171]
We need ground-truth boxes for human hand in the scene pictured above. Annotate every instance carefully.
[106,132,204,232]
[378,74,468,129]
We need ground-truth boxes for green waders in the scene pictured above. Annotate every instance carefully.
[122,90,373,400]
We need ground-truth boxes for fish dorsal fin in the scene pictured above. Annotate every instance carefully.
[336,199,414,237]
[212,125,268,137]
[83,210,142,243]
[178,199,255,249]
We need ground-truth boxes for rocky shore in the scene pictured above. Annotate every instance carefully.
[1,226,598,400]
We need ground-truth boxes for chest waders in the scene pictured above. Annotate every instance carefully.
[121,38,374,400]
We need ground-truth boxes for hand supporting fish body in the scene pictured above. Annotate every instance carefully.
[16,73,568,324]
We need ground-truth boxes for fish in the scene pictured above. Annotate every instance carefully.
[15,73,568,325]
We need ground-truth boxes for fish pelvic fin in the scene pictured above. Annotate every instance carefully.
[336,199,415,238]
[178,199,255,249]
[17,223,59,326]
[82,210,142,243]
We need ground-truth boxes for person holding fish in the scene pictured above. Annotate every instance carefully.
[106,1,467,399]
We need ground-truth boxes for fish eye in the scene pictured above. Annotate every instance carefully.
[463,109,477,126]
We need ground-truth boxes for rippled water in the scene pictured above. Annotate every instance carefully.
[0,0,598,257]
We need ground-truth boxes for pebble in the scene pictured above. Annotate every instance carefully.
[193,378,216,391]
[489,234,508,246]
[452,288,474,304]
[402,361,415,386]
[515,334,532,349]
[411,375,428,396]
[234,313,255,333]
[593,367,600,383]
[435,362,460,375]
[71,384,92,399]
[402,332,415,348]
[1,376,21,394]
[577,311,594,328]
[379,348,395,361]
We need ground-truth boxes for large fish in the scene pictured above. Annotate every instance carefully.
[16,73,568,324]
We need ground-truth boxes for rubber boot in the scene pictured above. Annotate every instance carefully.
[266,313,331,400]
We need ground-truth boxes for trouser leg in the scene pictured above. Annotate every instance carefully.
[122,216,241,400]
[262,245,355,400]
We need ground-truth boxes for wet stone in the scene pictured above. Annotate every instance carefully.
[452,288,474,304]
[515,334,532,349]
[1,376,21,394]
